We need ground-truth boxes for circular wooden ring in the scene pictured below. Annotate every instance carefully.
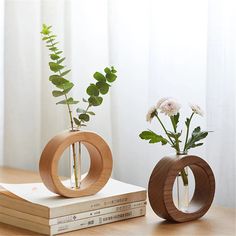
[148,155,215,222]
[39,131,112,198]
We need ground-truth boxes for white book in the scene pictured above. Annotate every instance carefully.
[0,178,146,218]
[0,206,146,235]
[0,200,146,225]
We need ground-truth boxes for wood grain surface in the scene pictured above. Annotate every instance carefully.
[148,155,215,222]
[39,131,112,197]
[0,167,235,236]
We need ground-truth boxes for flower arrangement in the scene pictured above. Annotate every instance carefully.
[41,24,117,189]
[139,97,209,185]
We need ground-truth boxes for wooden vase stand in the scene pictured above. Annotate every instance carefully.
[39,130,112,198]
[148,154,215,222]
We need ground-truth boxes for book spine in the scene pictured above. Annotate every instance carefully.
[52,200,146,225]
[51,190,146,218]
[0,190,146,218]
[0,201,146,226]
[51,206,146,235]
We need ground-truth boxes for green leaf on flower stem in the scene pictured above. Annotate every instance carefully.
[76,107,86,113]
[87,84,99,96]
[42,36,49,40]
[87,111,95,115]
[167,131,182,140]
[106,72,117,83]
[79,113,90,122]
[50,54,60,60]
[96,81,109,94]
[49,62,64,72]
[73,117,81,126]
[139,130,168,145]
[185,118,190,127]
[185,126,208,151]
[56,97,79,105]
[93,72,106,82]
[88,96,103,106]
[57,57,65,64]
[173,113,180,127]
[60,69,71,76]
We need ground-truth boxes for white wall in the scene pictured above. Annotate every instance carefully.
[206,0,236,207]
[4,0,42,170]
[0,0,4,166]
[108,0,208,188]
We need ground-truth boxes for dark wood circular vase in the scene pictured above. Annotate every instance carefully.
[148,154,215,222]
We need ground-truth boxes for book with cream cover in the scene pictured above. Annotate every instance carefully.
[0,178,146,218]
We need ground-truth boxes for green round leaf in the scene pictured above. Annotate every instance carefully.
[111,66,117,73]
[96,81,109,94]
[79,113,90,122]
[86,84,99,96]
[93,72,106,82]
[106,72,117,83]
[88,96,103,106]
[104,67,111,74]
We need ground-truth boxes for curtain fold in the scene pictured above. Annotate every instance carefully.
[206,0,236,207]
[0,0,4,166]
[0,0,235,207]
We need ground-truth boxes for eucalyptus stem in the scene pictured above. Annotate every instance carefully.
[48,34,74,130]
[71,143,79,188]
[48,32,79,188]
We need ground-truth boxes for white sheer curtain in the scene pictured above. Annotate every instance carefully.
[0,0,4,166]
[0,0,235,207]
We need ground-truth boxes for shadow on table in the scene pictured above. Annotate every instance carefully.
[150,218,216,235]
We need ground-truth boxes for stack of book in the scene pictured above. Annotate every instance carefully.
[0,178,146,235]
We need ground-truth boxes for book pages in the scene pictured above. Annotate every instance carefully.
[0,179,145,208]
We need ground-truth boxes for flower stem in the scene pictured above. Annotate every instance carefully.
[170,116,180,153]
[183,112,194,152]
[154,113,175,147]
[180,169,188,186]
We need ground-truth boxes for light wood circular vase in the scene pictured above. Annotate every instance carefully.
[148,155,215,222]
[39,131,112,198]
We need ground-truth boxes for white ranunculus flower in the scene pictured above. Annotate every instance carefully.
[146,106,157,122]
[160,99,181,116]
[156,97,170,109]
[190,104,204,116]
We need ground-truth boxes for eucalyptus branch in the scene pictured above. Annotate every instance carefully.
[48,34,74,130]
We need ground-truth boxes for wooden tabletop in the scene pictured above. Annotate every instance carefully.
[0,166,235,236]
